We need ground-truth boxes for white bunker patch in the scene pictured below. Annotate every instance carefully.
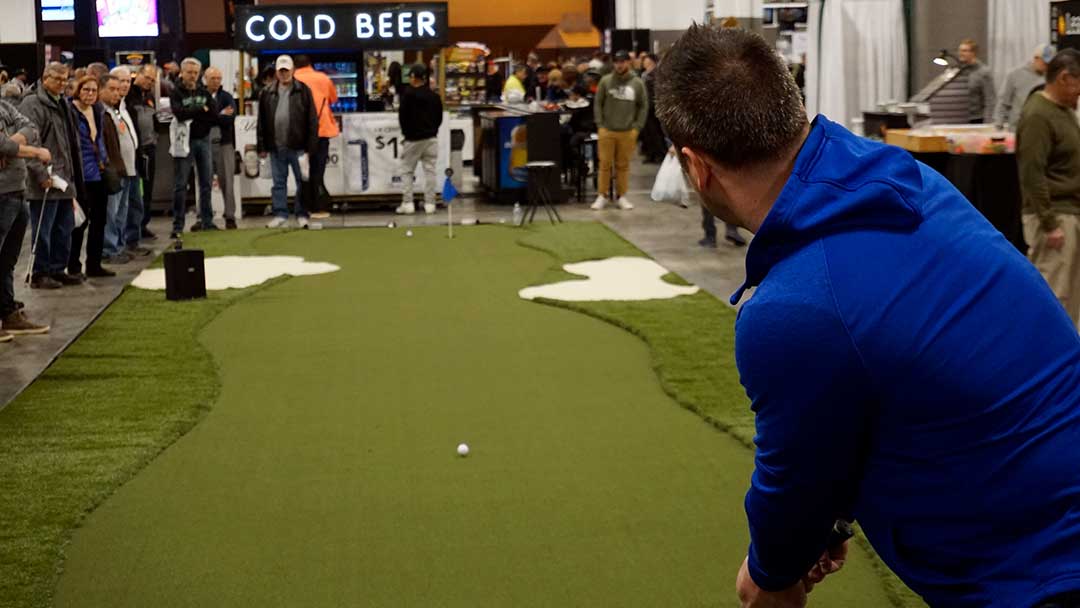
[519,257,699,302]
[132,255,340,291]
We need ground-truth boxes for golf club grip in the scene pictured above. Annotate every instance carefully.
[827,519,855,550]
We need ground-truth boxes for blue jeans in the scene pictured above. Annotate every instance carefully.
[271,148,307,219]
[0,194,28,317]
[104,177,131,257]
[124,177,144,247]
[172,136,213,232]
[29,198,74,276]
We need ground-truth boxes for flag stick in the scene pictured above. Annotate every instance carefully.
[448,202,453,239]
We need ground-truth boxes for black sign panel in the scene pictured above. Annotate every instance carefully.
[234,3,448,51]
[1052,0,1080,51]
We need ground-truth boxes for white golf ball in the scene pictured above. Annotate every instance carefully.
[457,443,470,456]
[406,230,413,237]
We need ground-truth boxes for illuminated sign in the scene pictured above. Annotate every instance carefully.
[234,4,448,50]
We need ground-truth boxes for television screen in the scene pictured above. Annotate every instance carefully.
[97,0,160,38]
[42,0,74,21]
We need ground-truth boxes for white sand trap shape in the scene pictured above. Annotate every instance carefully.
[519,257,699,302]
[132,256,340,291]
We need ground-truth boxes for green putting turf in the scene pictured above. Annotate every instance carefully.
[0,223,916,607]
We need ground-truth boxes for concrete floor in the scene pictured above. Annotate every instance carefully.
[0,158,749,409]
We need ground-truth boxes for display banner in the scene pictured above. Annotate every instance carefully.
[1052,0,1080,51]
[235,113,448,200]
[341,113,449,195]
[235,3,449,51]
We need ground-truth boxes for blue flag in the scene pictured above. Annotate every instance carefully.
[442,178,459,205]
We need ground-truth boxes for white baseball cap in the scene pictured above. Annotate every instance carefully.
[275,55,294,71]
[1034,43,1057,63]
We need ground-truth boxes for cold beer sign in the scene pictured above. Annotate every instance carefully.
[234,3,448,50]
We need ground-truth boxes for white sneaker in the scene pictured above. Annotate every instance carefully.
[424,203,437,214]
[267,216,287,228]
[591,195,608,210]
[616,197,634,210]
[298,216,310,229]
[396,203,416,215]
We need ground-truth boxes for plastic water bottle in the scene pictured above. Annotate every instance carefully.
[512,203,523,225]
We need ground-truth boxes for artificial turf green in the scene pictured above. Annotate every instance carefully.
[0,222,917,607]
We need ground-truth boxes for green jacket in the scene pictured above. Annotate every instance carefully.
[594,71,648,133]
[1017,92,1080,231]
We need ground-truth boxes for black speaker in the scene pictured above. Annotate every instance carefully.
[164,249,206,301]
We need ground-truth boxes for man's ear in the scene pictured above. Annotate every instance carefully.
[680,146,710,193]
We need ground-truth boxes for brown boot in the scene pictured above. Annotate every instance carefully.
[3,310,50,335]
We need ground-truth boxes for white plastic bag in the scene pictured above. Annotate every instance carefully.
[298,152,310,181]
[169,119,192,158]
[72,199,86,227]
[650,154,687,202]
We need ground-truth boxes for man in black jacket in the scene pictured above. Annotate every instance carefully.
[169,57,218,238]
[204,66,238,230]
[127,64,158,240]
[395,63,442,215]
[257,55,317,229]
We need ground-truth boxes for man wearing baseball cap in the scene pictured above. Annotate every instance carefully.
[591,49,648,211]
[256,54,318,229]
[995,43,1056,128]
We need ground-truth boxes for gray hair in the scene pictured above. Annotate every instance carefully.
[110,65,131,77]
[654,25,807,168]
[1048,48,1080,83]
[180,57,202,71]
[42,62,68,78]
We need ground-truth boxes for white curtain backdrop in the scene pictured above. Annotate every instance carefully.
[805,0,907,129]
[988,0,1051,92]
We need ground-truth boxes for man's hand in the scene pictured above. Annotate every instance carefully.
[737,558,808,608]
[221,105,235,116]
[258,151,268,159]
[40,178,52,191]
[10,133,27,146]
[802,541,849,592]
[35,147,52,165]
[1047,226,1066,251]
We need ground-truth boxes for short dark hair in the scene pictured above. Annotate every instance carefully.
[98,74,119,88]
[409,63,427,82]
[1048,48,1080,83]
[294,55,311,69]
[655,24,806,168]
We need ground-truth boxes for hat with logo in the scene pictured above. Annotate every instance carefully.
[275,55,294,71]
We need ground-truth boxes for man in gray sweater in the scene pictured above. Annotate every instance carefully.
[591,50,648,211]
[0,99,55,340]
[995,43,1054,128]
[958,38,997,124]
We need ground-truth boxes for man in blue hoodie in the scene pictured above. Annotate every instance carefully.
[655,26,1080,608]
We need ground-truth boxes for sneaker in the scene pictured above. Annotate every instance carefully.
[725,225,747,247]
[66,272,88,283]
[310,211,331,220]
[590,195,608,210]
[126,246,153,257]
[698,237,718,249]
[86,267,116,278]
[102,253,131,265]
[298,216,310,229]
[0,330,11,343]
[51,273,85,286]
[424,203,437,214]
[142,228,157,240]
[616,196,634,210]
[3,310,50,335]
[169,231,182,240]
[202,222,219,231]
[267,216,288,228]
[190,223,203,232]
[225,219,238,230]
[30,274,62,290]
[395,203,416,215]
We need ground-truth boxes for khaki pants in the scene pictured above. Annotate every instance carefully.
[598,128,637,198]
[400,138,438,207]
[1024,213,1080,325]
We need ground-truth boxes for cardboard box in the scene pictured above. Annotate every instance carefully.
[885,129,949,153]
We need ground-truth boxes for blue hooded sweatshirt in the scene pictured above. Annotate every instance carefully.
[735,115,1080,607]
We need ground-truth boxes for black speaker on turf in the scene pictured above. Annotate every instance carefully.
[164,248,206,301]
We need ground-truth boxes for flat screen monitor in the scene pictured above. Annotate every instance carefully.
[97,0,160,38]
[42,0,74,21]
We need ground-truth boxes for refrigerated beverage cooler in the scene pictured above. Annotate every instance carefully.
[256,51,365,113]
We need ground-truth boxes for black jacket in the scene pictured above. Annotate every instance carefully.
[256,80,317,155]
[211,89,236,146]
[398,85,443,142]
[170,83,218,140]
